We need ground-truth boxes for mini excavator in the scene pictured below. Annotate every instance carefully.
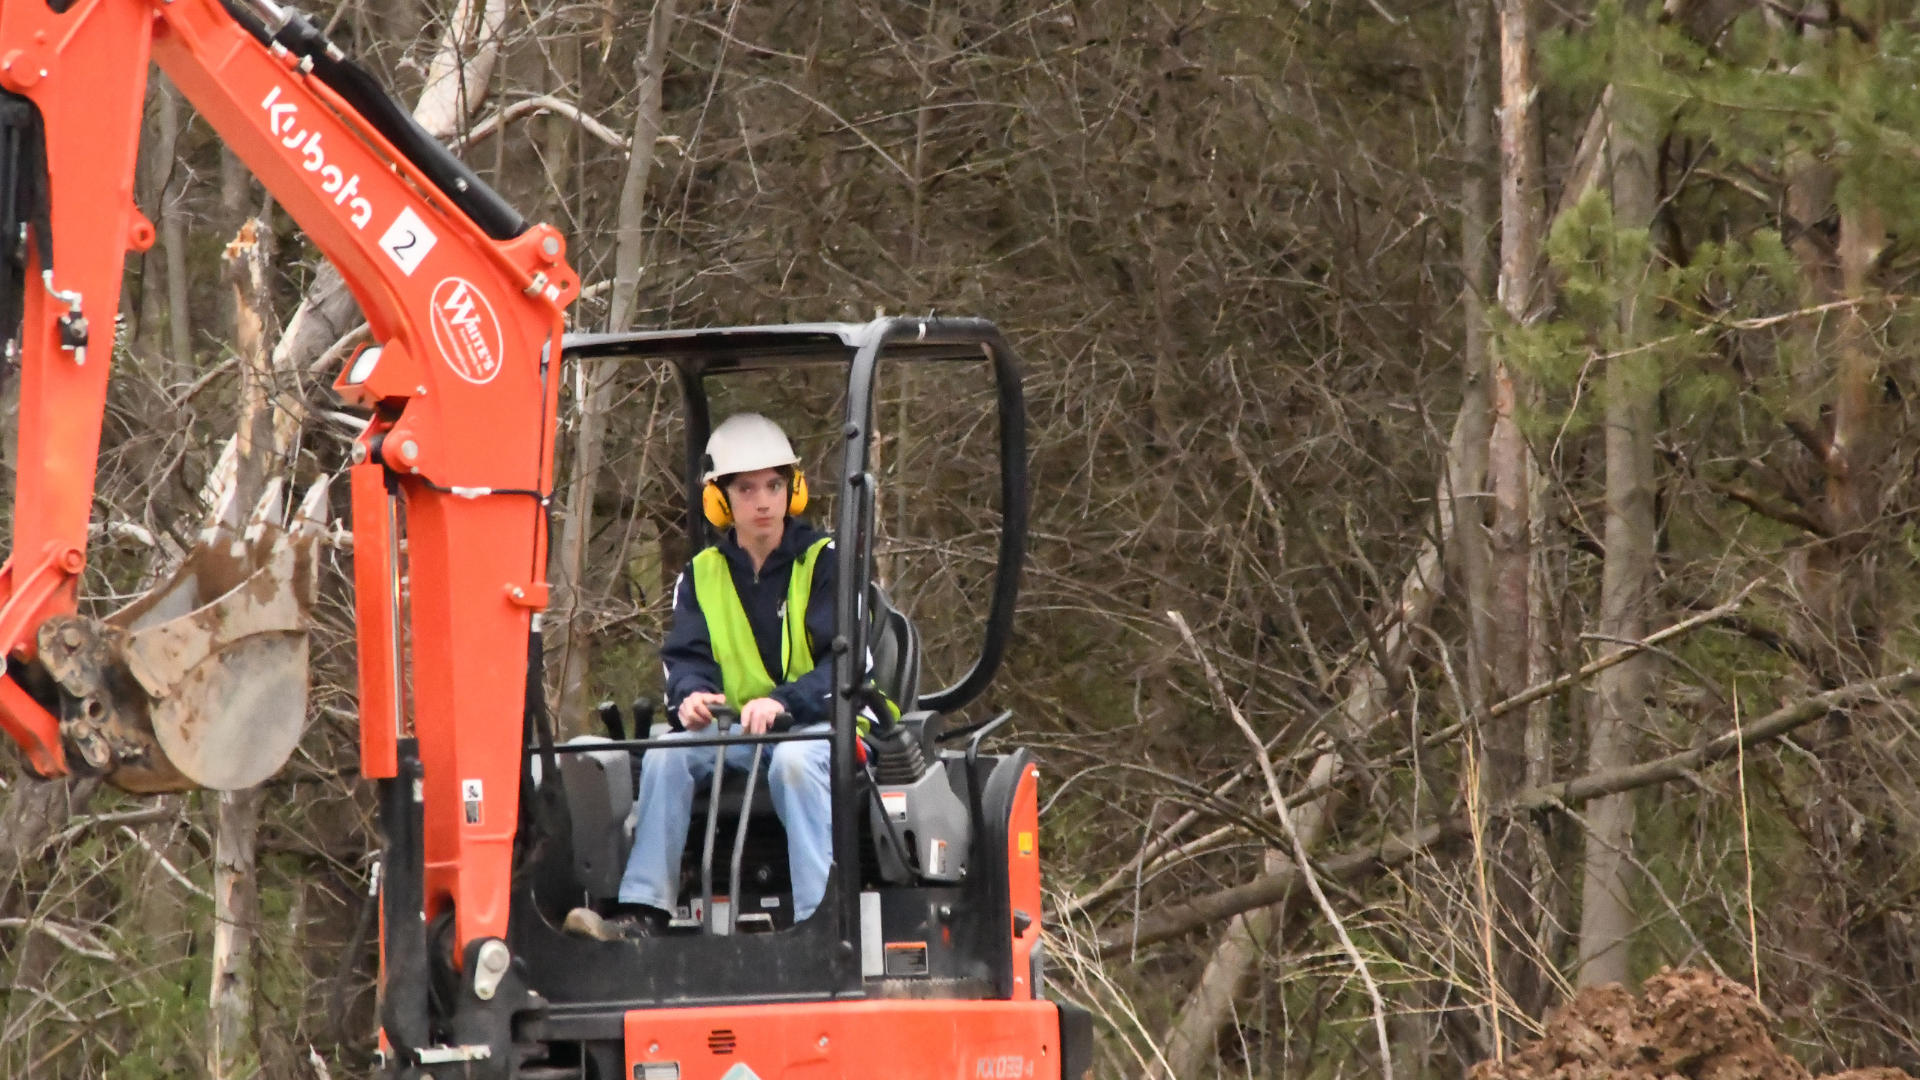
[0,0,1091,1077]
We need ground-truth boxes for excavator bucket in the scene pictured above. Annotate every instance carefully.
[34,478,330,792]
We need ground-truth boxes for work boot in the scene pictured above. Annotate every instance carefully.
[563,905,666,941]
[563,907,623,941]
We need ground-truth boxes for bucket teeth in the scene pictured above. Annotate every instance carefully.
[44,476,331,792]
[295,474,332,532]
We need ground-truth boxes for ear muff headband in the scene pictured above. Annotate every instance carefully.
[703,469,808,530]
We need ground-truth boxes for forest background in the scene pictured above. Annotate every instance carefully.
[0,0,1916,1077]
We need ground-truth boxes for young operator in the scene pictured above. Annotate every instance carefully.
[567,413,836,939]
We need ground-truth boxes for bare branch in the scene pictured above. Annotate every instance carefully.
[1098,669,1920,955]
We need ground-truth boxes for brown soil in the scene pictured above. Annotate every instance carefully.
[1468,968,1914,1080]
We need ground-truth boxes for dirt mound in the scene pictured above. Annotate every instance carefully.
[1469,968,1913,1080]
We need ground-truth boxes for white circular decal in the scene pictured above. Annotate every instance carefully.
[429,276,504,385]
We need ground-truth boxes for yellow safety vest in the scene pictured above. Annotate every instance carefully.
[692,536,834,712]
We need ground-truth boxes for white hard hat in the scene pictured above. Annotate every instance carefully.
[704,412,800,483]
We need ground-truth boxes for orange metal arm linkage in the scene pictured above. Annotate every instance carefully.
[0,0,575,952]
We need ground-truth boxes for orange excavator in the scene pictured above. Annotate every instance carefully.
[0,0,1091,1077]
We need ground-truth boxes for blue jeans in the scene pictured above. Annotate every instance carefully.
[617,723,833,921]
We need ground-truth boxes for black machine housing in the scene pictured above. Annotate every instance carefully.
[399,320,1085,1078]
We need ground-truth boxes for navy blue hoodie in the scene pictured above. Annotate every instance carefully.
[659,520,835,731]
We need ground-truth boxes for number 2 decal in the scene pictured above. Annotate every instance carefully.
[378,207,439,277]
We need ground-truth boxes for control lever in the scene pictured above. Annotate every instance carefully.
[696,704,788,935]
[726,740,764,936]
[596,701,626,742]
[697,706,733,933]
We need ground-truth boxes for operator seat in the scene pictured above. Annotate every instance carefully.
[867,583,920,710]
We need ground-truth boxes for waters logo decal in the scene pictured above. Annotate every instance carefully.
[429,277,504,385]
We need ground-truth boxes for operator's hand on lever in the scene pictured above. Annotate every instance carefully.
[679,691,727,731]
[739,698,784,734]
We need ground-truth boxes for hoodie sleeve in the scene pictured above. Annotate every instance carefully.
[767,539,837,729]
[660,567,722,732]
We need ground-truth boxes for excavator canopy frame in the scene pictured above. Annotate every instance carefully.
[562,317,1031,721]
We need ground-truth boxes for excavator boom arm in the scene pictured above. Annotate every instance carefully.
[0,0,575,959]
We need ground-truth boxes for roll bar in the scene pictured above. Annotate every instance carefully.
[829,317,1029,716]
[559,316,1031,717]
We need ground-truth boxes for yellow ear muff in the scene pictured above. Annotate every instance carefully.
[703,482,733,528]
[788,469,808,516]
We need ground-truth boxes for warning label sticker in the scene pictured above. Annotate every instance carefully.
[462,779,484,825]
[429,276,505,385]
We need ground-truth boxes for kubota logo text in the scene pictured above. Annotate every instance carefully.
[261,85,374,229]
[429,277,504,385]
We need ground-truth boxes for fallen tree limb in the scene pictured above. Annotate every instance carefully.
[1169,610,1394,1076]
[1484,582,1758,720]
[1096,668,1919,956]
[1060,737,1334,917]
[1147,754,1339,1080]
[0,918,116,962]
[1068,586,1751,918]
[452,94,631,152]
[46,807,173,847]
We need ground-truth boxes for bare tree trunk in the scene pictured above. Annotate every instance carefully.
[540,18,583,222]
[1487,0,1546,1028]
[549,0,679,727]
[412,0,507,144]
[156,79,194,375]
[207,786,262,1080]
[227,221,280,511]
[214,146,257,339]
[1577,82,1661,990]
[1827,204,1886,545]
[608,0,678,335]
[1146,754,1339,1080]
[1454,0,1497,710]
[206,220,280,1080]
[1489,0,1543,723]
[133,82,168,365]
[550,363,616,730]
